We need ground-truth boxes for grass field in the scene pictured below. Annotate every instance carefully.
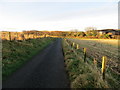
[2,37,55,80]
[62,38,119,88]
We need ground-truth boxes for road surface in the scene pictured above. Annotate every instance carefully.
[3,39,69,88]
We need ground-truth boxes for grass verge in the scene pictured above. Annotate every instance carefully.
[62,39,119,88]
[2,37,55,80]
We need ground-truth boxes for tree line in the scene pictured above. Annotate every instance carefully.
[1,27,120,41]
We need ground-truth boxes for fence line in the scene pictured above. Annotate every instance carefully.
[66,39,119,75]
[64,38,110,80]
[1,32,49,41]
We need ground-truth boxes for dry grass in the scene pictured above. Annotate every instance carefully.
[79,39,119,47]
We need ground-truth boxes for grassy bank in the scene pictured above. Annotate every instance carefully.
[62,39,119,88]
[2,37,55,80]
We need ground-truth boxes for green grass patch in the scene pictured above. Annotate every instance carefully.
[2,37,55,80]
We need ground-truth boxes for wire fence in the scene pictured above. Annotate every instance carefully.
[64,38,120,81]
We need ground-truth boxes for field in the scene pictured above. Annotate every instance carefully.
[62,38,119,88]
[67,38,119,74]
[2,37,55,80]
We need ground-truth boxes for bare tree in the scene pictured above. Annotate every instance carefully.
[85,27,97,37]
[85,27,97,32]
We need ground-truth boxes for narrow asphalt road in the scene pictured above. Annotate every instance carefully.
[3,39,69,88]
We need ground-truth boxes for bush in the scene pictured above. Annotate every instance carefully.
[99,34,111,39]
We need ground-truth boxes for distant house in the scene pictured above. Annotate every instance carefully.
[97,29,120,35]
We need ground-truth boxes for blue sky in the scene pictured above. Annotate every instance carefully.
[0,0,119,31]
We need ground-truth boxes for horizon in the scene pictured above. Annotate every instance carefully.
[0,0,119,32]
[1,28,119,32]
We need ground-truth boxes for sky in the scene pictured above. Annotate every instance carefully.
[0,0,119,31]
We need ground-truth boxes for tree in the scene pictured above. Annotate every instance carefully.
[85,27,97,32]
[77,32,86,37]
[85,27,97,37]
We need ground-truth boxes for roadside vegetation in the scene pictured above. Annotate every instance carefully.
[1,28,120,41]
[2,37,55,80]
[62,38,119,88]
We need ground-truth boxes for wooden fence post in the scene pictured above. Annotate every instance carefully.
[72,42,75,47]
[44,34,46,38]
[23,34,25,40]
[102,56,107,80]
[36,32,37,38]
[83,48,87,62]
[16,32,18,40]
[76,44,79,49]
[9,32,12,41]
[28,33,29,39]
[32,34,34,39]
